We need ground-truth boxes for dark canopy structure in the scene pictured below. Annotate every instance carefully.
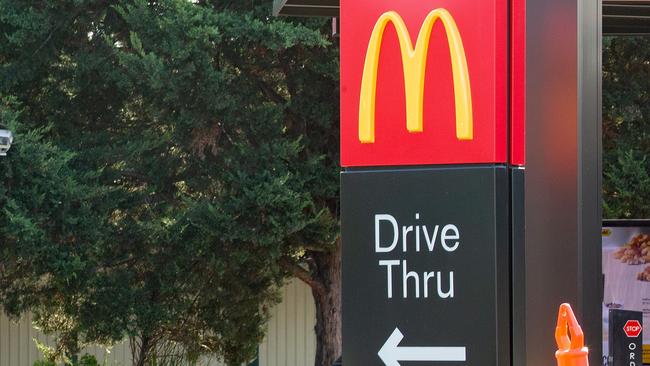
[274,0,650,36]
[604,1,650,35]
[273,0,338,17]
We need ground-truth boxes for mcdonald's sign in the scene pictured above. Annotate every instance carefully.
[341,0,509,167]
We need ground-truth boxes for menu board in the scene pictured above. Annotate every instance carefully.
[603,222,650,364]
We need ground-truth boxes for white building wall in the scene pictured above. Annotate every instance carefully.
[259,279,317,366]
[0,279,316,366]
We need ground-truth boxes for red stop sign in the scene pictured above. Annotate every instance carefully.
[624,320,642,338]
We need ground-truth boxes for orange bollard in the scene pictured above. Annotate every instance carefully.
[555,303,589,366]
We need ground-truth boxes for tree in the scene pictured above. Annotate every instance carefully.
[0,1,341,365]
[603,36,650,218]
[0,97,111,360]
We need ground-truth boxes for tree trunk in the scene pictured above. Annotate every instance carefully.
[310,240,342,366]
[133,335,152,366]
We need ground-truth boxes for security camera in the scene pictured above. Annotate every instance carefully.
[0,129,14,156]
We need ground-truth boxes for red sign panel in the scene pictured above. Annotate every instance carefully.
[511,0,526,166]
[341,0,509,167]
[624,320,642,338]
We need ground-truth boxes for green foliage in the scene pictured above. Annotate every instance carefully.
[33,361,56,366]
[603,148,650,218]
[32,354,98,366]
[603,36,650,218]
[1,0,339,365]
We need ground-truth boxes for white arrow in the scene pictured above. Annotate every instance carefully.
[378,327,467,366]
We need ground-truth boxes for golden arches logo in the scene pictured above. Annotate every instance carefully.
[358,9,473,143]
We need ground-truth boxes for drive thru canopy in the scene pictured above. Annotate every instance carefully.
[275,0,650,37]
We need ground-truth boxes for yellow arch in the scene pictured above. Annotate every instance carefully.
[358,9,473,143]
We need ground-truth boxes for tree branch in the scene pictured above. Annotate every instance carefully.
[120,170,150,182]
[279,257,325,295]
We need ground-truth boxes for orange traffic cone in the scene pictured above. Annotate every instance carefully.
[555,303,589,366]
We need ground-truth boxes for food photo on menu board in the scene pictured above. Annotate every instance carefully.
[602,221,650,365]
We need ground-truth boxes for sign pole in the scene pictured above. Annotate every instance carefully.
[340,0,602,365]
[340,1,511,365]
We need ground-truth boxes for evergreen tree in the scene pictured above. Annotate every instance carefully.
[0,1,340,365]
[603,36,650,218]
[0,97,111,361]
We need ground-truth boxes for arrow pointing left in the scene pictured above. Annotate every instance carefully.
[378,327,467,366]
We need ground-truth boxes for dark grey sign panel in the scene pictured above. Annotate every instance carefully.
[341,166,510,366]
[511,167,526,366]
[609,309,643,366]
